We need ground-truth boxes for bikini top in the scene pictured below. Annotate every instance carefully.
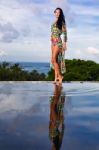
[51,22,67,42]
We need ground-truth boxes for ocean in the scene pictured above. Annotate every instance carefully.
[9,62,50,75]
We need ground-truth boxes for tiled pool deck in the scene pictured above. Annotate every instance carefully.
[0,81,99,150]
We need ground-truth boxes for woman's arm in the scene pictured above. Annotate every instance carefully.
[62,22,67,50]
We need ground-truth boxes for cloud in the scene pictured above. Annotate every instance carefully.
[0,0,99,63]
[0,50,7,56]
[0,22,19,43]
[86,47,99,55]
[75,50,82,58]
[0,0,53,42]
[71,4,99,17]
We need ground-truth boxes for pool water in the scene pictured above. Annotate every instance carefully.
[0,81,99,150]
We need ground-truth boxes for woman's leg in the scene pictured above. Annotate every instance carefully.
[52,45,63,83]
[51,44,58,83]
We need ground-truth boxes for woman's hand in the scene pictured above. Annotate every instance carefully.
[62,42,67,51]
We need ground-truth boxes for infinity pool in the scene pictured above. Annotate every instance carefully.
[0,81,99,150]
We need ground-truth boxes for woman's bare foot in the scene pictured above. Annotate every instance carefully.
[53,78,59,84]
[57,75,63,84]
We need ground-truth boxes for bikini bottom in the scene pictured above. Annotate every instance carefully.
[51,37,63,49]
[51,41,62,49]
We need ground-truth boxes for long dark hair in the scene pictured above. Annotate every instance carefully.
[54,7,66,30]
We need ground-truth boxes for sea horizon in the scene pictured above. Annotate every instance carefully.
[0,61,50,75]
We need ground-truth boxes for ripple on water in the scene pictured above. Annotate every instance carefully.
[0,81,99,97]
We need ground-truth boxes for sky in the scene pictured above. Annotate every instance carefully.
[0,0,99,63]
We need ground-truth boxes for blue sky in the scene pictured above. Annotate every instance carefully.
[0,0,99,63]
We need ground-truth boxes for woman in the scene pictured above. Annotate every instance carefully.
[50,7,68,84]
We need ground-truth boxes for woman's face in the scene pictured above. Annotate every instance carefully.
[54,9,60,19]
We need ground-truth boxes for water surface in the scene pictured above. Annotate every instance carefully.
[0,81,99,150]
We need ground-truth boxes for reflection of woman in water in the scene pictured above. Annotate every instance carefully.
[49,84,65,150]
[50,7,68,84]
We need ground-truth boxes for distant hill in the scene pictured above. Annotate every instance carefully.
[46,59,99,81]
